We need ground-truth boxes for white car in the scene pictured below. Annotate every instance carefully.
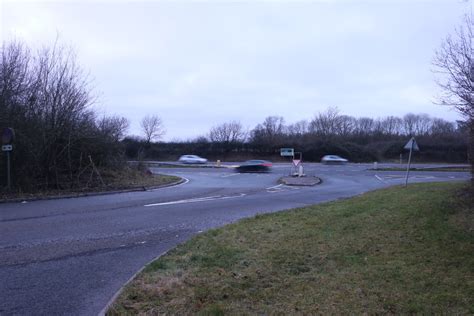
[321,155,348,164]
[178,155,208,164]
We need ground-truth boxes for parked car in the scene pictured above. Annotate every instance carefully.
[236,160,272,173]
[321,155,348,164]
[178,155,208,164]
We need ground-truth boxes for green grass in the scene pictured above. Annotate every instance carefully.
[109,182,474,315]
[372,167,470,172]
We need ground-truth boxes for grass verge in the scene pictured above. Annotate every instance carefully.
[371,167,470,172]
[0,167,180,201]
[109,182,474,315]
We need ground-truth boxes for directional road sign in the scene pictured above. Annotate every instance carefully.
[280,148,294,157]
[2,144,12,151]
[404,137,419,151]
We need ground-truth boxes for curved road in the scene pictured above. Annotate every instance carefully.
[0,163,469,315]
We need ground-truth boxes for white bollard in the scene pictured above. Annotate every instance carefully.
[216,160,221,167]
[298,164,304,177]
[374,162,378,170]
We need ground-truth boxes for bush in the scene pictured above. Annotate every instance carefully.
[0,41,128,191]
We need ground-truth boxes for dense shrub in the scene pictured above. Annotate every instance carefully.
[0,41,128,191]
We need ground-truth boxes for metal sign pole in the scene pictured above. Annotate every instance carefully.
[7,151,11,190]
[405,142,413,187]
[290,152,294,176]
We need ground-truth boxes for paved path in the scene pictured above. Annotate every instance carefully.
[0,163,469,315]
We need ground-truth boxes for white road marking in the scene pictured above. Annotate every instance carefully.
[374,175,387,183]
[384,175,404,179]
[266,184,283,190]
[411,176,436,179]
[266,183,300,193]
[220,173,240,178]
[144,193,246,207]
[382,175,439,182]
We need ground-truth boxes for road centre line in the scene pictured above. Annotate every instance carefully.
[144,193,246,207]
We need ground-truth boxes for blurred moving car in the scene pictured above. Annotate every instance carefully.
[236,160,272,173]
[321,155,348,164]
[178,155,208,164]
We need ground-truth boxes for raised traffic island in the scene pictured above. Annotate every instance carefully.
[278,175,321,186]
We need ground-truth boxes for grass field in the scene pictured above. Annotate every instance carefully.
[109,182,474,315]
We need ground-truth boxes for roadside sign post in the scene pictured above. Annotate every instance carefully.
[293,152,303,177]
[404,137,419,187]
[280,148,294,158]
[6,148,11,190]
[2,128,15,190]
[281,148,295,176]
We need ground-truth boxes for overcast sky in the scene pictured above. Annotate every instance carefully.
[1,0,471,140]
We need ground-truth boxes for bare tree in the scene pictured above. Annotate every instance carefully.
[380,116,403,135]
[414,114,432,136]
[0,41,32,121]
[354,117,375,136]
[141,115,165,143]
[287,120,309,136]
[309,107,341,136]
[402,113,433,136]
[0,40,127,190]
[433,13,473,185]
[433,14,473,118]
[209,121,246,143]
[336,115,356,136]
[430,118,456,136]
[98,116,129,142]
[403,113,418,136]
[250,116,286,147]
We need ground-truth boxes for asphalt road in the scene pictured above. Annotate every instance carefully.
[0,163,470,315]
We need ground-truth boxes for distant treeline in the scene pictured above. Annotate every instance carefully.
[125,109,468,163]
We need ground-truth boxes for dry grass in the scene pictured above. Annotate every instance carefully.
[0,167,180,201]
[109,182,474,315]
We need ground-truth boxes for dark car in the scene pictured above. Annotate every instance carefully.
[235,160,272,173]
